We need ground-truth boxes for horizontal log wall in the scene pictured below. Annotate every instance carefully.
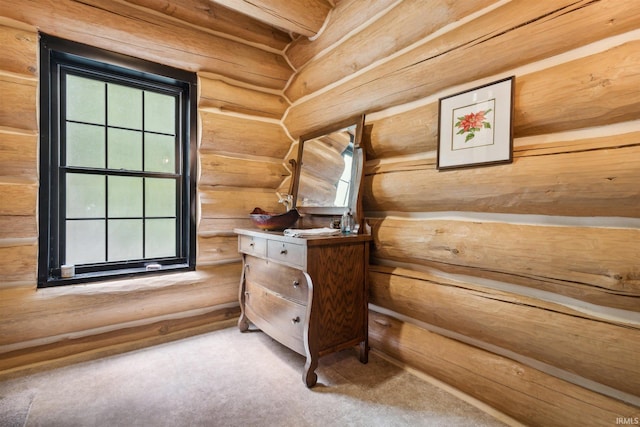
[0,0,292,89]
[121,0,292,51]
[0,0,293,374]
[284,0,640,136]
[369,311,640,426]
[284,0,640,424]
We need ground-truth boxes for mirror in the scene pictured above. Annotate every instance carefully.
[291,115,365,225]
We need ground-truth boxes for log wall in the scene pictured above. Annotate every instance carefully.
[0,1,293,375]
[284,0,640,424]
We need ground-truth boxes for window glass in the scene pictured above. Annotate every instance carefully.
[145,178,176,217]
[66,75,105,124]
[66,220,106,264]
[108,176,143,218]
[66,174,105,218]
[108,128,143,171]
[334,152,353,206]
[144,133,175,173]
[144,91,175,134]
[108,219,143,261]
[108,83,142,129]
[145,219,176,258]
[66,122,105,168]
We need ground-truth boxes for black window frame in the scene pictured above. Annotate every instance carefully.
[38,34,197,288]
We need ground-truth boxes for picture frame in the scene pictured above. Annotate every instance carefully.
[437,76,514,170]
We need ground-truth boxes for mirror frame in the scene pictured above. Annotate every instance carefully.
[291,114,366,227]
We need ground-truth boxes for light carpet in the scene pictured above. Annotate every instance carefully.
[0,326,508,426]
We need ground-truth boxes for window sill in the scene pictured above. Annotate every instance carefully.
[39,263,194,289]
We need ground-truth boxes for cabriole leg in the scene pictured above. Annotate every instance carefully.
[303,353,318,388]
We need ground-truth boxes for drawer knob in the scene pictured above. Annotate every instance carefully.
[280,249,288,255]
[292,280,299,288]
[291,316,300,324]
[249,242,255,247]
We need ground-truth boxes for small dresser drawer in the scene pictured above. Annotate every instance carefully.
[245,255,308,305]
[267,240,305,268]
[239,235,267,257]
[244,281,306,355]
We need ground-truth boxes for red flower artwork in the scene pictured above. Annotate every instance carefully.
[455,109,492,142]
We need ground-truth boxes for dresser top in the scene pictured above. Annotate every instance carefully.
[234,228,372,246]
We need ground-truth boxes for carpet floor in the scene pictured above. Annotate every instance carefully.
[0,326,508,426]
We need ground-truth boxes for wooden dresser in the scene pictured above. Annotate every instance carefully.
[234,228,371,387]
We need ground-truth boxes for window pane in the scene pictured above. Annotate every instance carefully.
[146,219,176,258]
[108,176,142,217]
[145,178,176,217]
[66,219,105,264]
[66,122,105,168]
[66,75,105,125]
[108,128,142,170]
[335,180,349,206]
[66,174,105,218]
[144,133,176,173]
[108,83,142,129]
[145,91,175,134]
[108,219,143,261]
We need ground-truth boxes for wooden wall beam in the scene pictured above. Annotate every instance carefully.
[0,0,292,89]
[369,311,640,426]
[364,103,438,160]
[285,0,397,70]
[199,153,287,188]
[0,183,36,216]
[0,263,241,348]
[199,218,254,236]
[515,41,640,136]
[0,75,37,131]
[0,22,37,77]
[369,265,640,398]
[0,243,37,285]
[365,36,640,160]
[211,0,332,38]
[122,0,291,50]
[197,235,240,265]
[368,217,640,311]
[0,217,36,241]
[364,133,640,218]
[200,111,292,158]
[0,132,37,181]
[199,187,282,220]
[285,0,496,102]
[0,305,240,376]
[284,0,640,136]
[199,76,289,119]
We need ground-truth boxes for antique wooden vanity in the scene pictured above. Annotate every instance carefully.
[235,115,371,387]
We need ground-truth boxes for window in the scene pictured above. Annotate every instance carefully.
[334,145,353,207]
[38,35,197,287]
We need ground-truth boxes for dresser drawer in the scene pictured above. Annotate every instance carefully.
[239,234,267,257]
[245,256,308,305]
[267,240,305,268]
[244,281,306,355]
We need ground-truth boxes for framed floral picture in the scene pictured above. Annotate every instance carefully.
[437,76,514,170]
